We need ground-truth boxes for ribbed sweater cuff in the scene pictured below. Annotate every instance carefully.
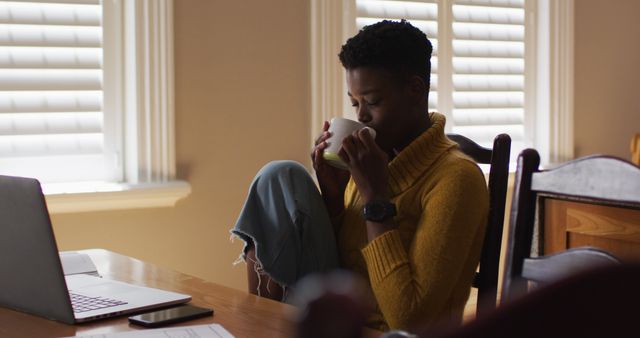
[361,230,408,285]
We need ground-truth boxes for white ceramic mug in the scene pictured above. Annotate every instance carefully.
[322,117,376,170]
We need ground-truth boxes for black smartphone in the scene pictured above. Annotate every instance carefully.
[128,304,214,328]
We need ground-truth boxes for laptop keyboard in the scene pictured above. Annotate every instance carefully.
[70,292,128,313]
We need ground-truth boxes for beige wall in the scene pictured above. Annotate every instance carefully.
[51,0,310,291]
[574,0,640,159]
[51,0,640,293]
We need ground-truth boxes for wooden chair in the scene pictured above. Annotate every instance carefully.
[519,246,619,286]
[447,133,511,317]
[631,133,640,165]
[504,246,621,300]
[501,149,640,303]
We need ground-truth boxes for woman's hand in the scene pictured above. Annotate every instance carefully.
[338,128,390,203]
[312,121,351,217]
[340,129,396,242]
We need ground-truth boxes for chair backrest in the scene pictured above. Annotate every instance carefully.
[521,247,620,284]
[501,149,640,303]
[632,133,640,165]
[447,133,511,317]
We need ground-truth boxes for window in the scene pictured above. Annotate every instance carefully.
[0,0,108,182]
[310,0,575,166]
[0,0,190,213]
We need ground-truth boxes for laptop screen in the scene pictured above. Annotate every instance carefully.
[0,175,75,324]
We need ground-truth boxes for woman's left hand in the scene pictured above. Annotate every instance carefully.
[338,128,390,203]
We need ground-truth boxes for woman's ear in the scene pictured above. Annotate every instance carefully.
[407,75,428,102]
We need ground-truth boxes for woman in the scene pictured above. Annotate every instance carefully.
[231,20,488,331]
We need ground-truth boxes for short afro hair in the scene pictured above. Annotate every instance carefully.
[338,20,433,85]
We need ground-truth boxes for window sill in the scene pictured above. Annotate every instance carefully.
[43,180,191,214]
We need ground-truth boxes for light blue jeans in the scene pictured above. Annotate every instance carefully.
[230,161,340,300]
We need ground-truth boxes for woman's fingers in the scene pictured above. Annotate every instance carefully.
[313,147,322,169]
[359,128,376,149]
[314,131,331,147]
[339,135,358,165]
[315,121,331,145]
[311,121,333,161]
[340,129,383,168]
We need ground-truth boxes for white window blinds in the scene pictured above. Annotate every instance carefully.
[355,0,527,158]
[451,0,525,156]
[0,0,110,183]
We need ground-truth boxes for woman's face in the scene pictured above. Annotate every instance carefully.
[346,67,423,153]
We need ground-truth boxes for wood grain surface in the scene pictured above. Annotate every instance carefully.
[544,199,640,261]
[0,249,381,338]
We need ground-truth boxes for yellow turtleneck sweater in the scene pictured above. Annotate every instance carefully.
[337,112,488,331]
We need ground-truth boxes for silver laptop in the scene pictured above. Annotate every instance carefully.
[0,175,191,324]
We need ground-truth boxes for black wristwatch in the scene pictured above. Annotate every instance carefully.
[363,200,397,222]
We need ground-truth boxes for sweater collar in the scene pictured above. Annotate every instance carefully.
[387,112,456,196]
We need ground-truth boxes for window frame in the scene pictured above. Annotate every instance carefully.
[309,0,575,167]
[43,0,190,214]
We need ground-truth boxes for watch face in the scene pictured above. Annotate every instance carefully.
[364,201,396,222]
[364,203,384,221]
[368,203,385,219]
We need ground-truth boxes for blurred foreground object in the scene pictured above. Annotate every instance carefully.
[292,270,372,338]
[417,264,640,338]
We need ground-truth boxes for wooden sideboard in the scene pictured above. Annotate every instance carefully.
[543,199,640,261]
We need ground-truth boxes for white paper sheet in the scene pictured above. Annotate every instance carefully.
[59,251,100,277]
[66,324,235,338]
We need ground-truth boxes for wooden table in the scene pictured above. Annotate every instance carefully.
[0,249,381,338]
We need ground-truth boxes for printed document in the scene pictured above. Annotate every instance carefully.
[66,324,234,338]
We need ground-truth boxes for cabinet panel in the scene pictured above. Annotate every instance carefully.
[543,199,640,262]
